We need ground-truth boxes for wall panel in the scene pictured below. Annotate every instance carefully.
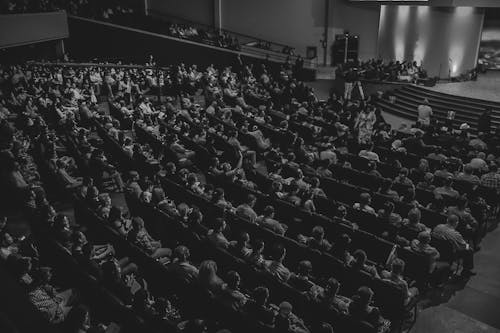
[0,11,69,48]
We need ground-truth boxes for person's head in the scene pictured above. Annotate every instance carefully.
[212,188,225,201]
[263,205,275,218]
[199,260,218,282]
[325,278,340,297]
[86,186,99,199]
[391,258,405,276]
[417,231,431,245]
[72,230,88,248]
[213,217,226,233]
[131,216,145,231]
[489,164,498,173]
[336,205,347,219]
[399,167,409,178]
[226,271,241,290]
[355,286,374,306]
[252,238,265,254]
[310,177,320,188]
[443,177,453,188]
[359,192,371,206]
[297,260,312,277]
[0,216,7,231]
[271,243,286,262]
[174,245,190,262]
[463,164,473,175]
[165,162,176,174]
[252,286,269,306]
[246,194,257,207]
[407,208,421,225]
[447,214,459,228]
[278,301,293,317]
[311,225,325,241]
[418,158,429,171]
[98,193,112,208]
[424,172,434,184]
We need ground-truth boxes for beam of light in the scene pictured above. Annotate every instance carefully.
[413,6,429,65]
[394,5,410,61]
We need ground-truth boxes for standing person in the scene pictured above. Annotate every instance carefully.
[417,98,433,126]
[478,109,492,135]
[355,106,376,145]
[344,68,364,101]
[344,68,355,101]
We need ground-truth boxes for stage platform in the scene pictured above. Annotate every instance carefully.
[427,71,500,103]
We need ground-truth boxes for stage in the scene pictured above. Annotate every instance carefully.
[425,71,500,103]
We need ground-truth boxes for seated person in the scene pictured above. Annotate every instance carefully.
[217,271,248,311]
[207,218,231,249]
[408,231,440,273]
[28,267,76,323]
[394,167,414,188]
[274,301,310,333]
[377,201,402,227]
[417,172,436,191]
[381,259,418,304]
[348,287,390,331]
[349,249,380,278]
[229,232,253,259]
[402,208,429,233]
[235,194,258,223]
[198,260,225,294]
[244,286,276,327]
[247,238,266,268]
[433,177,459,200]
[455,164,480,185]
[353,193,376,215]
[288,260,316,293]
[167,245,199,284]
[264,244,291,282]
[305,226,332,252]
[256,206,288,235]
[432,215,475,276]
[127,217,171,264]
[317,277,351,314]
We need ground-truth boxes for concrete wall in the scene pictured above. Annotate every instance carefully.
[0,11,69,48]
[377,6,484,77]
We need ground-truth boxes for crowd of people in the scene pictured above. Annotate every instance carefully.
[0,48,499,333]
[337,60,428,86]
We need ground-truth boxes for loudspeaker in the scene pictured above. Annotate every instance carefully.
[331,34,359,65]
